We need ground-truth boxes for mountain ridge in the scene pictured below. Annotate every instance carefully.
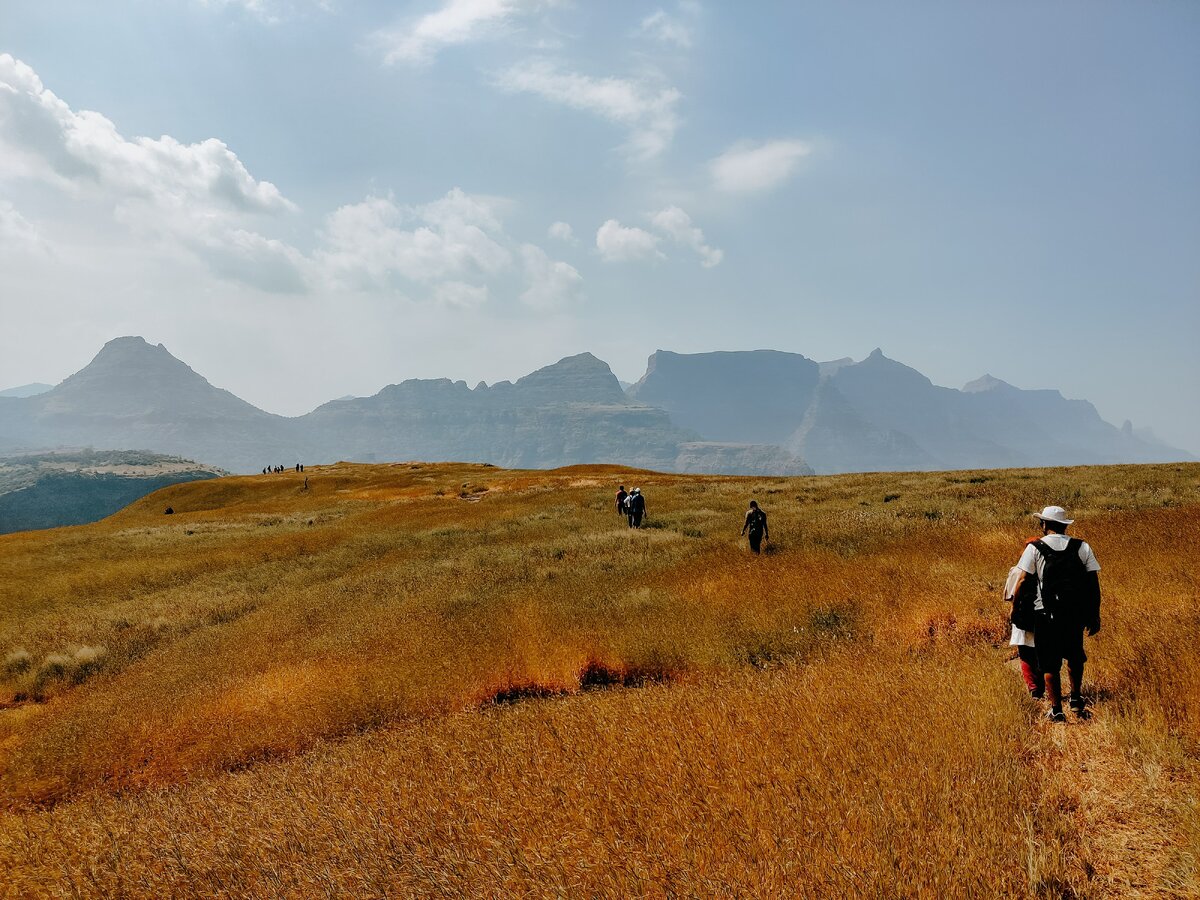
[0,337,1189,475]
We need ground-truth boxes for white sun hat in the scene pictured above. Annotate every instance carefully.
[1034,505,1074,525]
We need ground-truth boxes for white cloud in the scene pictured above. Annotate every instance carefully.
[547,220,575,243]
[0,55,295,215]
[650,205,722,267]
[0,53,305,291]
[710,138,813,193]
[595,219,663,263]
[0,200,50,258]
[519,243,582,309]
[640,9,691,48]
[376,0,556,66]
[317,189,512,293]
[494,59,681,161]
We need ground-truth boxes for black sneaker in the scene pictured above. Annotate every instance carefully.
[1029,688,1045,700]
[1045,709,1067,723]
[1068,695,1086,712]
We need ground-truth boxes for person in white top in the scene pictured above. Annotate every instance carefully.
[1009,506,1102,722]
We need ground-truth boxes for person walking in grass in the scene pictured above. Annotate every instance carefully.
[1005,537,1044,699]
[616,484,628,518]
[1009,505,1101,723]
[626,487,646,528]
[741,499,769,553]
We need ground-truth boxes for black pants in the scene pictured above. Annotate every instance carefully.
[1034,611,1086,673]
[629,511,643,528]
[748,531,763,553]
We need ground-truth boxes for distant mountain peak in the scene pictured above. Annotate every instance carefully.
[962,374,1015,393]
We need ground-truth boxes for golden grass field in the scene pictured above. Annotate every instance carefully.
[0,461,1197,897]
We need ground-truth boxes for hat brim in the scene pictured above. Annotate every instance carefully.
[1033,513,1074,525]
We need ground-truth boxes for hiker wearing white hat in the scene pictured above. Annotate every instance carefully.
[1009,505,1102,722]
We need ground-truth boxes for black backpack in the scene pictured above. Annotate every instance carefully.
[1031,538,1088,617]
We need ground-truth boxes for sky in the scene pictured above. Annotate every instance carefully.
[1,1,1198,451]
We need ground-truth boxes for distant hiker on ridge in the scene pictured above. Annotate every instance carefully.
[616,485,628,517]
[626,487,646,528]
[741,500,769,554]
[1008,506,1102,723]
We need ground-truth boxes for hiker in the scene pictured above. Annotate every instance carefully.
[295,463,300,473]
[1009,506,1101,722]
[616,485,628,517]
[1004,537,1043,699]
[741,500,769,553]
[626,487,646,528]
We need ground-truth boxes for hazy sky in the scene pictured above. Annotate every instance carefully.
[2,1,1197,451]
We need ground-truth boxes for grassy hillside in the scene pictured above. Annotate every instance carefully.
[1,461,1197,896]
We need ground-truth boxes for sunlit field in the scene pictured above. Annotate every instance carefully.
[1,461,1197,897]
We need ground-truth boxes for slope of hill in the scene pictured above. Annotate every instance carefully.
[0,449,223,533]
[0,461,1195,896]
[0,338,302,472]
[0,383,52,399]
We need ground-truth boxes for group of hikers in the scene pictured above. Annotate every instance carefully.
[613,485,770,553]
[610,484,1101,721]
[262,464,304,474]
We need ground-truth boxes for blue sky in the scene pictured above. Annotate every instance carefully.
[1,1,1197,451]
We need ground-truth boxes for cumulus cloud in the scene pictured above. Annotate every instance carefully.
[547,220,575,243]
[710,138,813,193]
[494,59,680,161]
[650,205,722,267]
[519,243,582,309]
[640,9,692,48]
[0,53,305,290]
[0,55,294,215]
[595,219,663,263]
[317,189,512,292]
[376,0,557,66]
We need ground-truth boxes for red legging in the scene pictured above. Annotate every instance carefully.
[1017,646,1042,694]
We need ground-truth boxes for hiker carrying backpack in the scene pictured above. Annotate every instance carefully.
[1009,506,1102,723]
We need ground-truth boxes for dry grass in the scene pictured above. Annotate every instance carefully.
[0,461,1197,897]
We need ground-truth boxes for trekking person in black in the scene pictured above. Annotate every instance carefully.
[741,500,769,553]
[626,487,646,528]
[1009,506,1101,722]
[616,485,628,517]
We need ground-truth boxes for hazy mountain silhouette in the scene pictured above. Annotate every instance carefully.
[0,337,301,471]
[0,338,1187,476]
[0,339,808,475]
[630,348,1191,473]
[0,383,53,399]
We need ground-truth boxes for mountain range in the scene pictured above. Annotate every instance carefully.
[0,337,1189,476]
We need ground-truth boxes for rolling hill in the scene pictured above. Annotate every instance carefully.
[0,460,1196,895]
